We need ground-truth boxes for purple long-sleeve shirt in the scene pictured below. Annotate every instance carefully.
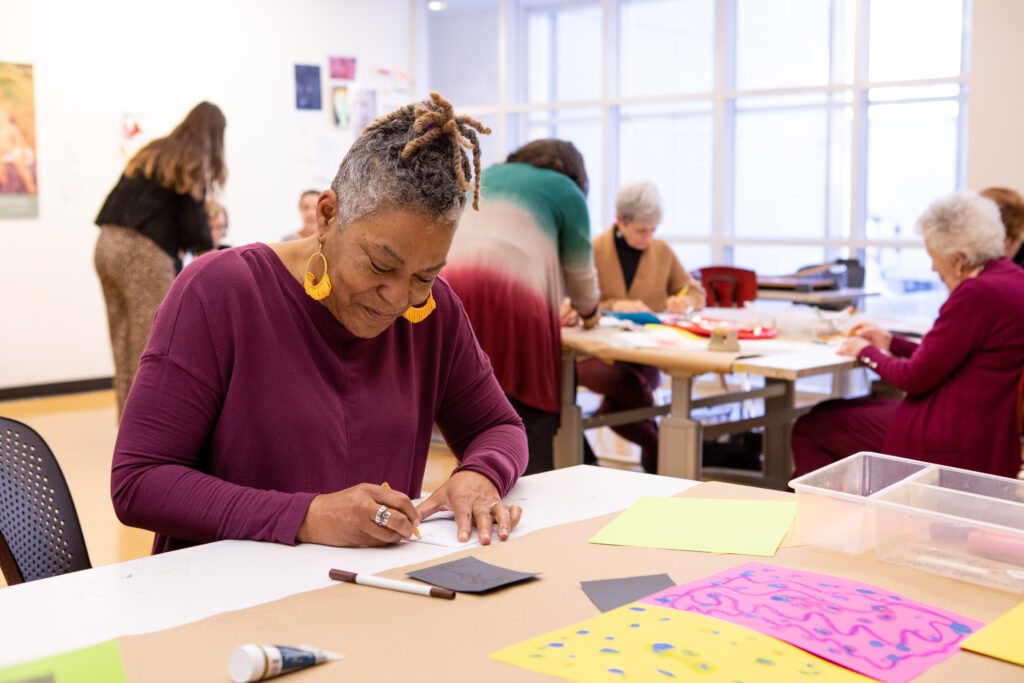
[860,257,1024,477]
[111,244,527,553]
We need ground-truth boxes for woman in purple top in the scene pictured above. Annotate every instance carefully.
[793,191,1024,480]
[111,93,528,553]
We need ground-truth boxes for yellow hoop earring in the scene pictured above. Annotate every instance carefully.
[304,248,332,301]
[402,292,436,323]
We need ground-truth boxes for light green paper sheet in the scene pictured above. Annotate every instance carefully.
[0,640,128,683]
[589,496,796,556]
[960,600,1024,667]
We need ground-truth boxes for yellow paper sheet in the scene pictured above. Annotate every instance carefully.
[960,600,1024,667]
[491,602,872,682]
[589,497,796,556]
[0,640,128,683]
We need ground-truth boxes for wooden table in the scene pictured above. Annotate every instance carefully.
[7,474,1021,682]
[756,286,878,306]
[556,324,857,489]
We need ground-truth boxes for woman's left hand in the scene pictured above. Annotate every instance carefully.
[665,296,693,315]
[838,336,871,357]
[416,470,523,544]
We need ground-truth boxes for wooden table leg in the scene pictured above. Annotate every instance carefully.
[761,376,795,488]
[656,374,701,479]
[553,349,583,469]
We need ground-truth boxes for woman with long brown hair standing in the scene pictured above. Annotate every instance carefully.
[94,101,227,420]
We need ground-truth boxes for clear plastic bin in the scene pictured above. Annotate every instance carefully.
[788,452,930,554]
[871,466,1024,593]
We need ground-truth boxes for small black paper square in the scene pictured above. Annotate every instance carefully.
[580,573,676,612]
[407,556,538,593]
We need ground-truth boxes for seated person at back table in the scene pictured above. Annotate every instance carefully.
[979,186,1024,267]
[205,199,230,250]
[111,93,526,552]
[792,190,1024,480]
[281,189,319,241]
[576,181,705,474]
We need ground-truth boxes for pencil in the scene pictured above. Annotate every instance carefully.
[329,569,456,599]
[381,481,420,537]
[676,285,690,298]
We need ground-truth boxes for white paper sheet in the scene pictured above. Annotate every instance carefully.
[0,466,696,668]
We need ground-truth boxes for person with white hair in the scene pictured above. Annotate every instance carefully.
[792,190,1024,479]
[577,181,705,473]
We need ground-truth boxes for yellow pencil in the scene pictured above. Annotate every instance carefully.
[676,285,690,298]
[382,481,420,537]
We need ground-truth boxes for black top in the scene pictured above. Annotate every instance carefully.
[614,228,644,290]
[95,174,212,261]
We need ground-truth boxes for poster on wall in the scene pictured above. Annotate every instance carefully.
[329,56,356,81]
[350,89,377,135]
[294,64,322,110]
[331,86,349,129]
[0,61,38,218]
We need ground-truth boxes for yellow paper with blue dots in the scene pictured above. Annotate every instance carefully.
[490,602,873,682]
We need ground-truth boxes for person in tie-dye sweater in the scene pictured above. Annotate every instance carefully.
[443,140,600,474]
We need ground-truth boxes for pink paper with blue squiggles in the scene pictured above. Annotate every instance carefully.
[638,562,983,683]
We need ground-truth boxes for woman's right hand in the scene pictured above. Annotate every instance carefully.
[296,483,421,547]
[612,299,652,313]
[847,322,893,351]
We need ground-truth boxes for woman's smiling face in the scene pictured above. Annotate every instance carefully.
[317,198,454,338]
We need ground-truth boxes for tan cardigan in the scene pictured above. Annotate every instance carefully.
[592,227,705,312]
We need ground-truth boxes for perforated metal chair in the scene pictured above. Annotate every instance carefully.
[0,417,91,585]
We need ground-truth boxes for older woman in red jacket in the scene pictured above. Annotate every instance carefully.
[792,190,1024,479]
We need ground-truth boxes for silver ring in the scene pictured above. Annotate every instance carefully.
[488,501,500,515]
[373,505,391,528]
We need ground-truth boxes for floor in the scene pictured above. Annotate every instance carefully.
[0,390,459,586]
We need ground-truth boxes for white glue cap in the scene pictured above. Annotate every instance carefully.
[228,644,268,683]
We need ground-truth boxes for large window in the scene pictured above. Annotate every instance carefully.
[425,0,972,319]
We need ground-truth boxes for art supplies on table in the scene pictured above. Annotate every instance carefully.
[668,315,778,339]
[407,556,537,593]
[228,643,343,682]
[605,310,662,325]
[790,451,1024,593]
[0,640,128,683]
[959,600,1024,667]
[588,496,796,556]
[329,569,455,599]
[580,573,676,613]
[491,601,871,682]
[638,562,982,683]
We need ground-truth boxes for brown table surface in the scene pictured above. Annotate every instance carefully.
[118,481,1023,682]
[757,275,836,290]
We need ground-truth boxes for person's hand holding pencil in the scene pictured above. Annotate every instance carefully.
[845,321,892,351]
[296,482,421,547]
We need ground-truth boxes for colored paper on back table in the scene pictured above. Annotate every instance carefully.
[588,497,796,556]
[959,599,1024,667]
[637,562,984,683]
[0,639,128,683]
[490,601,872,682]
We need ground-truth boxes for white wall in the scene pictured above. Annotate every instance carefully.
[2,1,1022,390]
[0,0,413,389]
[966,0,1024,192]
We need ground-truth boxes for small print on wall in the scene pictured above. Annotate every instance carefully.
[329,56,356,81]
[331,87,349,129]
[294,64,322,110]
[350,89,377,136]
[0,61,38,218]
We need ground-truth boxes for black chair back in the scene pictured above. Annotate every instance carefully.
[0,417,91,585]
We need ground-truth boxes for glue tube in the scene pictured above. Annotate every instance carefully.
[228,643,343,682]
